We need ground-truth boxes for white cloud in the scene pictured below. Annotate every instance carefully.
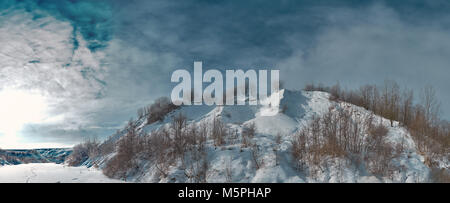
[0,8,108,147]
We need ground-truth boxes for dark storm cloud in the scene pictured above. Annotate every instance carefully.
[277,3,450,119]
[108,0,450,119]
[2,0,450,147]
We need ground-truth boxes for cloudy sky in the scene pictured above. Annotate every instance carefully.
[0,0,449,148]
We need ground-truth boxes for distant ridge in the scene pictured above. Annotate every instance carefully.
[0,148,72,166]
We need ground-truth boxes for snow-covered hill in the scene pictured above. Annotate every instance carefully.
[85,89,436,182]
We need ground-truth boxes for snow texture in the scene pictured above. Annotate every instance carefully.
[0,163,123,183]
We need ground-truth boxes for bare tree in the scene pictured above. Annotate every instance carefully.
[146,97,178,124]
[67,138,99,167]
[251,143,264,170]
[274,133,282,166]
[381,80,400,127]
[241,122,256,148]
[400,89,414,126]
[172,113,187,158]
[225,156,233,182]
[211,117,226,146]
[421,85,441,126]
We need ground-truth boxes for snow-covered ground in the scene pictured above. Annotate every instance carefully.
[0,163,123,183]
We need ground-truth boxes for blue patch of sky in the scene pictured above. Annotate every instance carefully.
[1,0,113,52]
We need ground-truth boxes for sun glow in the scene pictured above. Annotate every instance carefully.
[0,89,48,148]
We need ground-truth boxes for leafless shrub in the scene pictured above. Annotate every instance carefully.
[172,113,187,159]
[198,122,208,151]
[150,129,173,178]
[251,143,264,170]
[185,123,198,149]
[183,149,209,183]
[98,135,116,156]
[329,83,342,101]
[364,123,399,177]
[430,168,450,183]
[291,107,400,178]
[274,134,282,166]
[305,82,449,169]
[225,157,233,182]
[137,107,145,119]
[228,128,239,145]
[67,139,99,166]
[146,97,179,124]
[304,83,328,92]
[211,117,226,146]
[241,134,251,149]
[291,130,307,171]
[241,122,256,148]
[103,112,221,181]
[242,122,256,139]
[103,120,142,179]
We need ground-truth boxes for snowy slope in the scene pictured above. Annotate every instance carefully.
[0,163,123,183]
[88,90,433,183]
